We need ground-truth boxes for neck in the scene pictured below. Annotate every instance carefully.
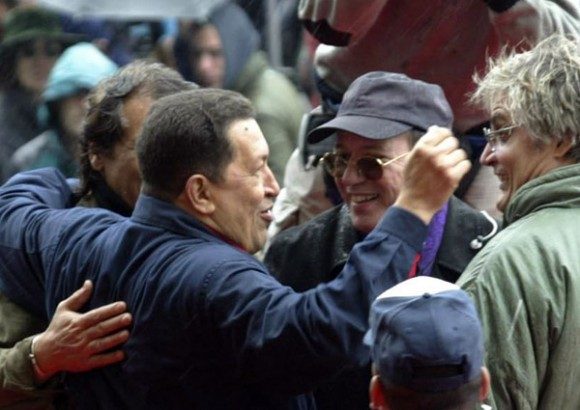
[173,192,246,251]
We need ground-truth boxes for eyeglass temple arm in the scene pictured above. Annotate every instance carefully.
[382,151,411,166]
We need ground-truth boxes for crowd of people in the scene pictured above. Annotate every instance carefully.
[0,0,579,409]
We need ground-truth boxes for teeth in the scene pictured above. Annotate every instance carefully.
[351,194,377,204]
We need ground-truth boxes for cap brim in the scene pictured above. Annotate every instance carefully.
[307,114,413,144]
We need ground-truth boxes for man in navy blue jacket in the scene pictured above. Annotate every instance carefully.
[0,87,470,409]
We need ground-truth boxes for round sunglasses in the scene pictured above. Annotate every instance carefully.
[320,151,409,180]
[17,40,62,59]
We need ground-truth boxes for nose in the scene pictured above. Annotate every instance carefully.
[199,53,212,70]
[264,164,280,198]
[339,158,365,184]
[480,142,495,166]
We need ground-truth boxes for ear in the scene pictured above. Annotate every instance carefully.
[369,375,389,410]
[184,174,216,215]
[89,152,104,172]
[553,135,574,159]
[480,367,491,401]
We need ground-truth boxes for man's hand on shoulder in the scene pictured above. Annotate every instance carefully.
[31,281,132,383]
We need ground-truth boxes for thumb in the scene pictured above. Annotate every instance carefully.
[59,280,93,311]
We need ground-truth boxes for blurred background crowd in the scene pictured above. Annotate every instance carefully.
[0,0,314,186]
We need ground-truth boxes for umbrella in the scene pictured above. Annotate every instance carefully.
[38,0,229,20]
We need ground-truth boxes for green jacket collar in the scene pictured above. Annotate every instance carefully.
[504,163,580,226]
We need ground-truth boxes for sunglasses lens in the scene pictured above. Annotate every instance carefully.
[357,158,383,180]
[17,41,61,58]
[18,43,35,58]
[321,153,345,178]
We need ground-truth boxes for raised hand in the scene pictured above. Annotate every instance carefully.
[394,126,471,224]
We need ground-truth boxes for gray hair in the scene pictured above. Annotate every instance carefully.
[471,35,580,161]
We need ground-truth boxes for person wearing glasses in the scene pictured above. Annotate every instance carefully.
[456,34,580,409]
[264,71,498,410]
[0,86,471,408]
[0,7,83,182]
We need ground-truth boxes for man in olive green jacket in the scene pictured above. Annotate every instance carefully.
[456,35,580,409]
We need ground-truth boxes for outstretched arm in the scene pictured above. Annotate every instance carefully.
[205,127,471,393]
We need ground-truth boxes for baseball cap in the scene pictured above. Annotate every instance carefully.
[308,72,453,143]
[364,276,484,393]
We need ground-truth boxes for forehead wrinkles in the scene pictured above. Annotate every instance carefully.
[336,137,410,156]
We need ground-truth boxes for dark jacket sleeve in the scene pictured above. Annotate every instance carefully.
[0,168,75,317]
[202,207,427,394]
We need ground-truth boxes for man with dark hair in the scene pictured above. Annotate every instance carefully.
[0,87,470,408]
[78,59,198,213]
[0,60,195,408]
[366,276,490,410]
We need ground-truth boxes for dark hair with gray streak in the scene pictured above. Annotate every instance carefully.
[471,34,580,162]
[137,88,255,200]
[79,60,197,198]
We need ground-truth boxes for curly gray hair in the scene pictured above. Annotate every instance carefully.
[471,34,580,162]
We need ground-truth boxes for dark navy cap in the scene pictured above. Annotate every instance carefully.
[308,72,453,143]
[364,276,484,393]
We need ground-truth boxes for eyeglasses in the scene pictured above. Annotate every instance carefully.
[320,151,409,180]
[483,125,518,150]
[17,41,62,59]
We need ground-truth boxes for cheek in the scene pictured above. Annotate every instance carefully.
[15,60,32,81]
[336,178,347,198]
[378,171,403,200]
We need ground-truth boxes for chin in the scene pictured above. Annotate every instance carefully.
[352,219,375,235]
[496,194,510,213]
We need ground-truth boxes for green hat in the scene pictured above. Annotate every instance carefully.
[0,7,84,84]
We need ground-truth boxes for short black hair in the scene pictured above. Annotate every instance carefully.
[137,88,255,200]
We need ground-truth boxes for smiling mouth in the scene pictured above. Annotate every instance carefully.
[351,194,378,204]
[494,172,508,190]
[260,208,274,223]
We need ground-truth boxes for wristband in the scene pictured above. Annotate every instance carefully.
[29,335,51,381]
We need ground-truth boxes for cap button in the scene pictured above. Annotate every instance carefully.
[422,292,431,298]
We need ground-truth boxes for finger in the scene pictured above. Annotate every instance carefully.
[59,280,93,311]
[439,148,468,168]
[75,302,129,329]
[83,312,132,340]
[417,126,453,147]
[88,329,130,355]
[431,135,459,155]
[448,159,472,181]
[77,350,126,372]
